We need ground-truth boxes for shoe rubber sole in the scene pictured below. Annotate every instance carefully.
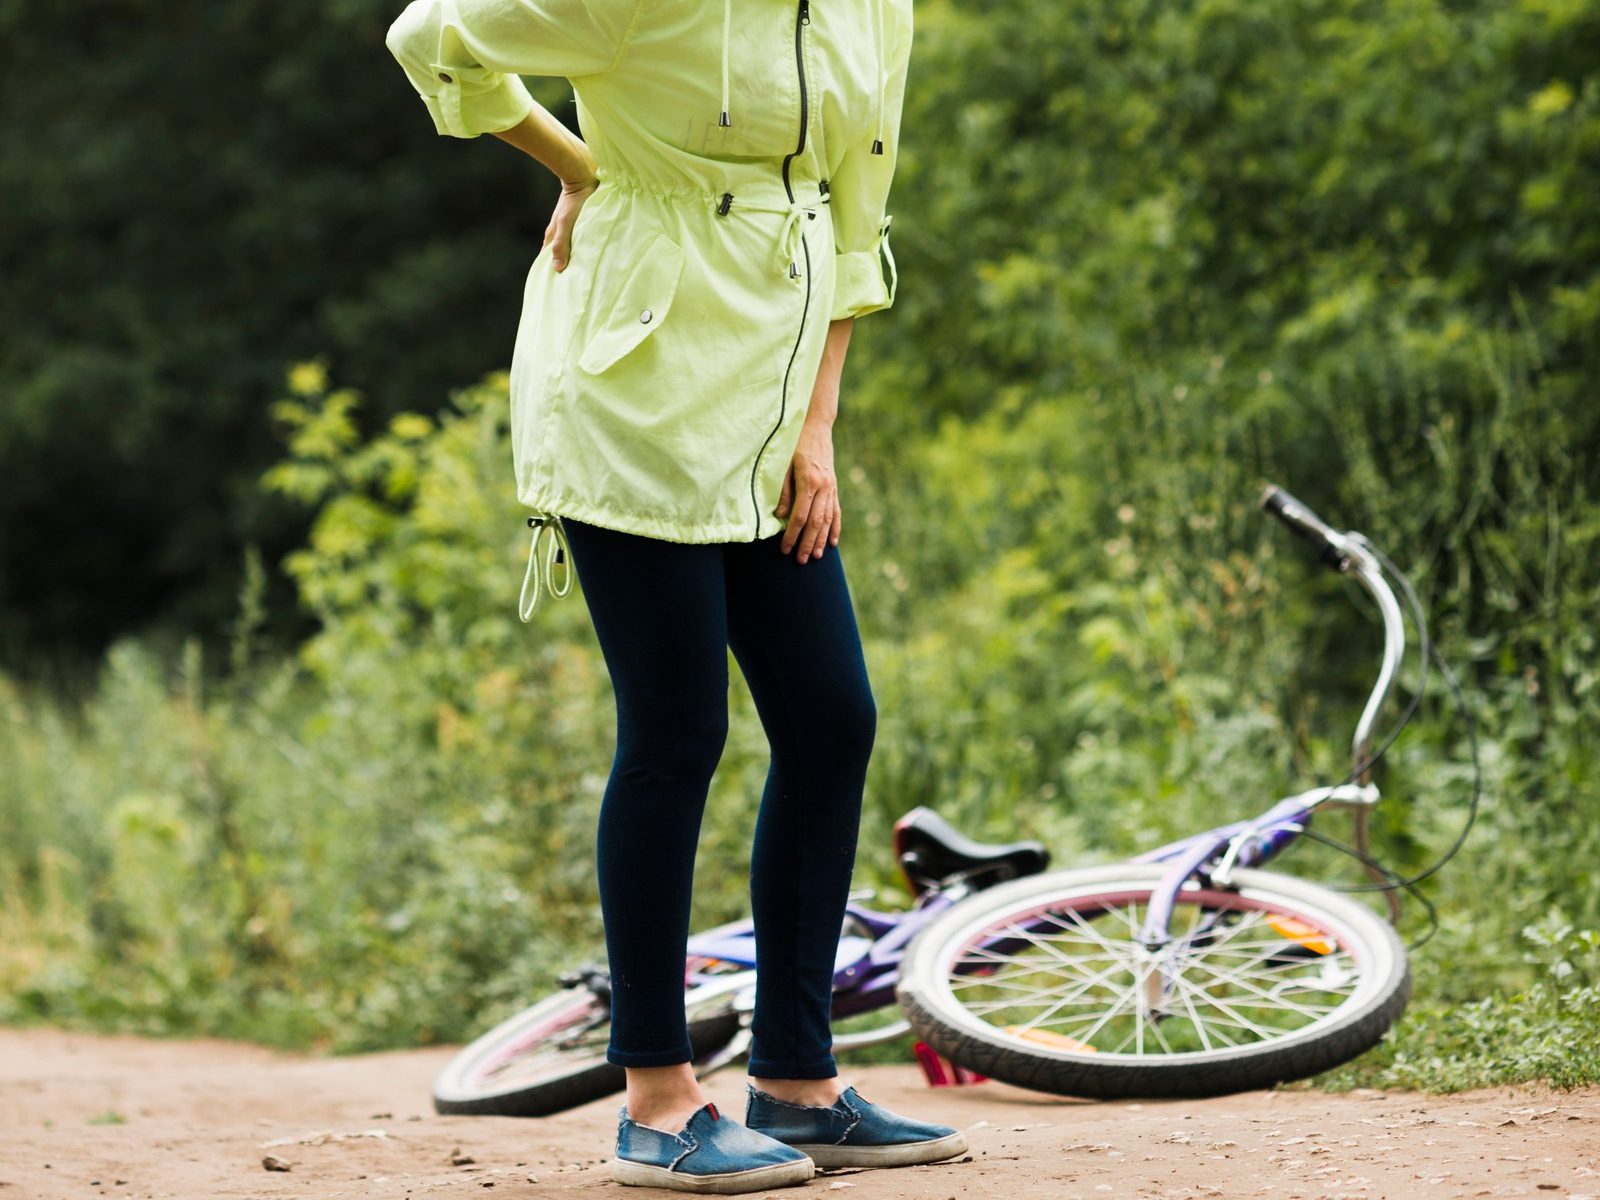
[789,1129,969,1168]
[611,1155,814,1193]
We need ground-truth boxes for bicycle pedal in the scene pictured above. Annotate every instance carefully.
[556,963,612,1002]
[912,1040,987,1088]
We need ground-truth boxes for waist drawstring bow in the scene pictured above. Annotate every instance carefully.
[777,201,811,277]
[717,188,831,278]
[519,515,572,621]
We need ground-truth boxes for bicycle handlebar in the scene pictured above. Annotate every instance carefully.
[1261,484,1349,570]
[1260,482,1408,792]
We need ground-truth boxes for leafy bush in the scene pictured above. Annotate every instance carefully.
[0,371,616,1051]
[1314,914,1600,1091]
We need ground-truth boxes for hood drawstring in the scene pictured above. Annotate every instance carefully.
[519,515,573,622]
[719,0,732,128]
[870,0,886,154]
[718,0,888,156]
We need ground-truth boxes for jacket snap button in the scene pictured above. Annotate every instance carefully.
[437,70,453,82]
[639,308,653,323]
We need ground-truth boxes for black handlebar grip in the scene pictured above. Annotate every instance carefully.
[1261,484,1348,570]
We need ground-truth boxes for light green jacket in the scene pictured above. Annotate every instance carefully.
[384,0,911,608]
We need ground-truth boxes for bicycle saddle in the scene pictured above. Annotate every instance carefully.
[892,806,1050,893]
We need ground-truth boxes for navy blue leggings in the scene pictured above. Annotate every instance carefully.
[559,516,877,1079]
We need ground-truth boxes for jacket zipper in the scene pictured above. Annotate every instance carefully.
[750,0,813,539]
[781,0,810,202]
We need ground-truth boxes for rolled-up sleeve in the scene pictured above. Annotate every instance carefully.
[827,2,912,322]
[385,0,643,139]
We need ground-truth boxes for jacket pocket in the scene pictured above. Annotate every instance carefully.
[576,229,686,375]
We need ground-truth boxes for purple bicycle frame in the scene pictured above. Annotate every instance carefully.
[684,889,965,1022]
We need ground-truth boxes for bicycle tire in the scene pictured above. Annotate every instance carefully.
[432,972,751,1117]
[897,864,1410,1098]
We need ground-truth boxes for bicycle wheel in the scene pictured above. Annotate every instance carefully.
[830,996,912,1053]
[432,971,752,1117]
[897,864,1409,1098]
[828,917,912,1052]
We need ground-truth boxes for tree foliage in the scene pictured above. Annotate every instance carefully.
[0,0,575,665]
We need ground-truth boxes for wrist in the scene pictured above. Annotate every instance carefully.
[803,407,836,431]
[558,138,599,192]
[805,384,839,428]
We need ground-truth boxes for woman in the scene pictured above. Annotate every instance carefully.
[385,0,965,1191]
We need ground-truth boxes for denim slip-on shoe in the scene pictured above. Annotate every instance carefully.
[744,1082,970,1169]
[613,1100,814,1193]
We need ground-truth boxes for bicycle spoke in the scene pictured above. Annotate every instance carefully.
[994,920,1121,968]
[1165,973,1289,1041]
[951,971,1115,998]
[962,955,1136,1022]
[1108,1002,1174,1058]
[1175,982,1220,1050]
[951,955,1124,991]
[1180,952,1352,1018]
[960,947,1126,972]
[1145,1010,1175,1055]
[1020,956,1135,1017]
[1054,905,1133,955]
[1066,988,1138,1044]
[1170,964,1342,1027]
[963,991,1115,1017]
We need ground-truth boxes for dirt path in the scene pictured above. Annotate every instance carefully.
[1,1027,1596,1199]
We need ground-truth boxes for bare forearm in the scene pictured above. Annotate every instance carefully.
[806,316,855,427]
[491,102,598,188]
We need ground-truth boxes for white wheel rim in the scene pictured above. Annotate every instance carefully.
[831,1014,912,1052]
[435,972,753,1101]
[434,989,609,1100]
[918,872,1395,1064]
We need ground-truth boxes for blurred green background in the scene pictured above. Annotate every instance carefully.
[2,0,1597,1091]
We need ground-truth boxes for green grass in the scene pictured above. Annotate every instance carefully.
[1312,917,1600,1092]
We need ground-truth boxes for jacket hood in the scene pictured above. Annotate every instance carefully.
[718,0,888,155]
